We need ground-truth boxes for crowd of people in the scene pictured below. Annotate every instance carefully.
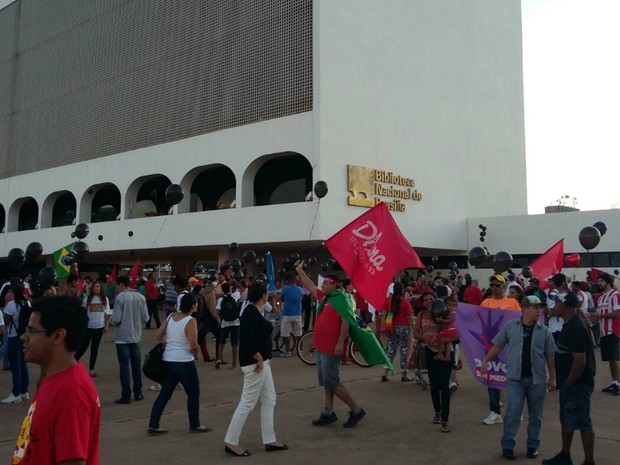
[0,263,618,464]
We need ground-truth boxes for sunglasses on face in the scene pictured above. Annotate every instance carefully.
[490,283,503,288]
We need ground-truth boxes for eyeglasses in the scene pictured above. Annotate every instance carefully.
[490,283,503,288]
[25,326,51,335]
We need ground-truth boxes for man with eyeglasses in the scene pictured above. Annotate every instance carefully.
[13,296,100,465]
[480,274,521,426]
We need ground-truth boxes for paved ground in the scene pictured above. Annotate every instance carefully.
[0,331,617,465]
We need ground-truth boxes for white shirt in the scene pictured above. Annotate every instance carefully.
[240,300,273,317]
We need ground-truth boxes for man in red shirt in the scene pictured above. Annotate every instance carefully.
[13,296,100,465]
[295,262,366,428]
[144,273,161,329]
[463,279,483,305]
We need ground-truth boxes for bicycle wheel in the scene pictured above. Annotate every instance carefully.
[296,331,316,366]
[349,341,371,368]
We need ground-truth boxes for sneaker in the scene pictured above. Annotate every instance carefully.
[280,351,292,357]
[601,383,617,393]
[343,409,366,428]
[527,448,540,459]
[0,393,21,404]
[432,413,441,424]
[150,384,162,391]
[502,449,516,460]
[542,451,573,465]
[440,421,451,433]
[312,412,338,426]
[483,412,502,425]
[20,392,29,401]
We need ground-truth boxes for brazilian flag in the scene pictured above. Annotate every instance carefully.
[318,289,394,372]
[52,243,74,279]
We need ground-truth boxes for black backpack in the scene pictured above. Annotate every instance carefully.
[13,300,32,337]
[220,295,239,321]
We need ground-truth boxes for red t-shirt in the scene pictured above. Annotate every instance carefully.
[313,290,343,355]
[463,285,483,305]
[382,296,413,326]
[13,363,101,465]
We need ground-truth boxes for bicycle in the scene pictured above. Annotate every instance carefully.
[296,330,370,368]
[267,313,297,353]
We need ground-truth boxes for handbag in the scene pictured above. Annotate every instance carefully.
[381,312,394,336]
[142,343,166,384]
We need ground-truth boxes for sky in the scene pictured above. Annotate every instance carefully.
[522,0,620,214]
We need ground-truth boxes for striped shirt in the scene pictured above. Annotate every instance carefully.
[597,289,620,337]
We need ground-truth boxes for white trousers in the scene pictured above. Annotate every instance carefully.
[224,359,277,445]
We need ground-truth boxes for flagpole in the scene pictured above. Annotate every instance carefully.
[301,242,324,261]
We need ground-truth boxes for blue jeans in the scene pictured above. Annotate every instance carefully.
[7,336,29,396]
[0,336,10,369]
[488,387,501,414]
[501,377,547,450]
[149,361,201,430]
[115,343,142,400]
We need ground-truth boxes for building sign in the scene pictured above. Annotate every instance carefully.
[347,164,422,212]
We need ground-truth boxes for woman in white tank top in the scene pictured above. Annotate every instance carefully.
[148,293,211,435]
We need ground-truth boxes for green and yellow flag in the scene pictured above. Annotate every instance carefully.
[52,243,74,279]
[318,289,394,372]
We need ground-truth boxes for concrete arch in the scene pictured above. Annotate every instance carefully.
[178,164,236,214]
[8,197,39,232]
[41,190,77,228]
[80,183,122,224]
[125,174,173,219]
[242,152,312,207]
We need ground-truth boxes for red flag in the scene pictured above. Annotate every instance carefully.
[529,239,564,288]
[325,202,424,310]
[590,268,605,282]
[129,258,141,289]
[109,265,118,283]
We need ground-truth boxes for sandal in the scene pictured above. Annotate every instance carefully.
[401,376,413,382]
[225,445,251,457]
[381,375,388,382]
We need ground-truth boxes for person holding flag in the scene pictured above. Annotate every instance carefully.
[294,261,367,429]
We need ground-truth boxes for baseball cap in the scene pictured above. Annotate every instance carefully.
[188,277,199,285]
[556,292,579,308]
[521,295,542,307]
[490,274,506,285]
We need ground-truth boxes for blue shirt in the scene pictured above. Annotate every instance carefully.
[281,285,303,317]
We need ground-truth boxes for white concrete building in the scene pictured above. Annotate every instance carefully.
[0,0,618,279]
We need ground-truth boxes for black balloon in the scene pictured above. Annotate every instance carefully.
[468,247,487,267]
[25,242,43,261]
[228,242,239,253]
[328,257,337,266]
[448,270,457,280]
[98,235,103,241]
[242,250,256,264]
[255,256,265,267]
[448,262,458,271]
[165,184,184,205]
[128,231,133,237]
[320,261,329,272]
[74,223,90,239]
[8,248,25,268]
[307,256,317,266]
[493,251,513,274]
[593,221,607,237]
[431,256,438,264]
[255,273,268,283]
[579,226,601,251]
[290,252,300,262]
[426,265,434,273]
[219,262,230,274]
[73,241,89,263]
[230,258,242,272]
[281,257,291,268]
[278,267,286,278]
[38,266,57,288]
[464,273,472,280]
[522,266,533,279]
[614,269,619,276]
[314,181,328,199]
[233,271,244,281]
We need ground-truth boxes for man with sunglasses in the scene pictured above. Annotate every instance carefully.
[294,262,366,429]
[480,274,521,426]
[13,296,100,465]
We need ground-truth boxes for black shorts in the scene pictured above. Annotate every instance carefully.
[219,325,240,346]
[600,334,619,361]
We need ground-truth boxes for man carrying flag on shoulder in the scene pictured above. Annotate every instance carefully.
[294,261,367,429]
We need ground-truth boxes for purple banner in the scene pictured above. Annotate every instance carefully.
[455,303,521,390]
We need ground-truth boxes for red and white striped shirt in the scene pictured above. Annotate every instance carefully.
[597,289,620,337]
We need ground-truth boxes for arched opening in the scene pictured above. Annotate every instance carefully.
[12,197,39,231]
[0,204,5,233]
[179,164,236,213]
[125,174,172,219]
[41,191,77,228]
[80,183,122,224]
[250,152,312,206]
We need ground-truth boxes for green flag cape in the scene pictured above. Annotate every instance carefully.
[318,289,393,372]
[52,243,74,279]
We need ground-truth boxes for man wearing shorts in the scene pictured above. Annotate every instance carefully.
[294,262,366,429]
[590,272,620,396]
[543,292,596,465]
[216,282,241,369]
[280,273,303,357]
